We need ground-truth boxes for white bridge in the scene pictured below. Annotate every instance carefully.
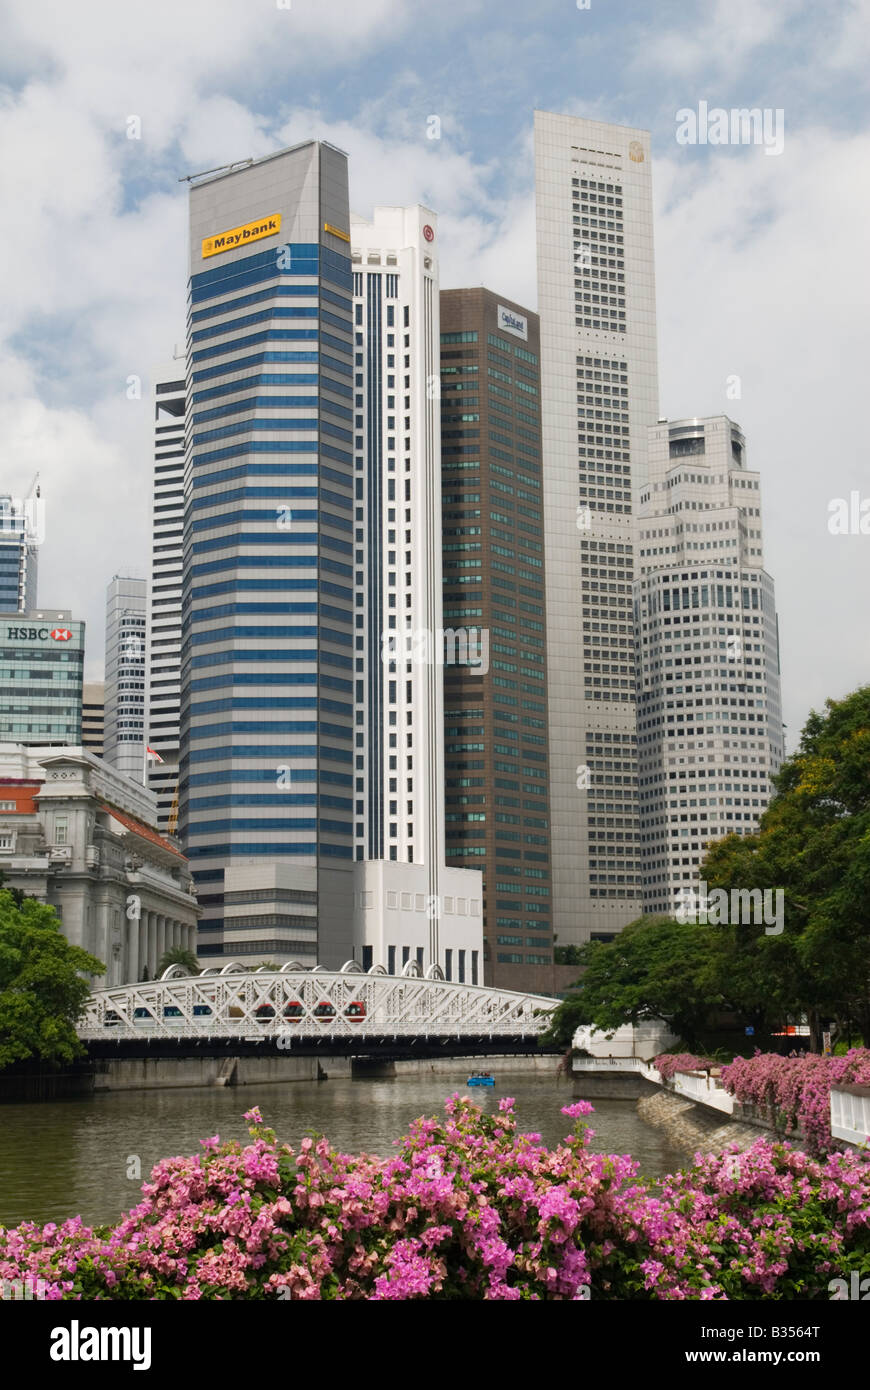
[78,960,557,1045]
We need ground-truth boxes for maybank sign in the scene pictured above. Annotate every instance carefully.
[497,305,528,341]
[201,213,282,259]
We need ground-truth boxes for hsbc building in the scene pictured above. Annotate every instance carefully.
[0,610,85,745]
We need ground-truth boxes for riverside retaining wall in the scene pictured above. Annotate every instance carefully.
[68,1051,562,1095]
[637,1089,767,1155]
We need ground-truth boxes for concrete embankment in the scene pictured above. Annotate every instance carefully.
[572,1066,785,1154]
[636,1089,766,1154]
[93,1055,325,1091]
[81,1051,563,1093]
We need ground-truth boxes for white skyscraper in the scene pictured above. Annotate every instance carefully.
[534,112,660,948]
[147,365,186,830]
[103,575,146,780]
[635,416,784,916]
[349,206,483,980]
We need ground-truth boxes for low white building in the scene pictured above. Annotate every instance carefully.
[573,1021,678,1059]
[352,860,483,982]
[0,744,199,985]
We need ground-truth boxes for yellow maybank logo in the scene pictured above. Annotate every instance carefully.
[323,222,350,242]
[201,213,282,259]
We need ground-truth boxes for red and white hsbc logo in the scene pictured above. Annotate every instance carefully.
[6,625,75,642]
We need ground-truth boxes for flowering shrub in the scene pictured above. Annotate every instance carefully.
[0,1097,868,1300]
[654,1053,717,1081]
[611,1141,870,1299]
[719,1050,870,1158]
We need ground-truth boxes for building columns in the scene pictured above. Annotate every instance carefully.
[140,910,150,981]
[147,911,159,980]
[127,912,139,985]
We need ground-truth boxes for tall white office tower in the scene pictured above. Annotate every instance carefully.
[348,207,483,981]
[103,575,147,779]
[147,366,186,831]
[635,416,784,916]
[534,112,660,948]
[0,485,40,612]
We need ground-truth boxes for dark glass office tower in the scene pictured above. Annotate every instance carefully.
[439,289,556,993]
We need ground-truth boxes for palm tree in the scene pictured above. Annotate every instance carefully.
[157,945,201,976]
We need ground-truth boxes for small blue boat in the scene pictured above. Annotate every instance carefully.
[467,1072,495,1087]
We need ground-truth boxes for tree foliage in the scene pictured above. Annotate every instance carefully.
[155,946,200,978]
[542,915,726,1048]
[0,890,104,1070]
[544,686,870,1053]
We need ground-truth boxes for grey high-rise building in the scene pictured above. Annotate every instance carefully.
[0,487,41,613]
[103,575,146,779]
[534,112,660,948]
[179,141,356,965]
[635,416,785,915]
[147,365,186,831]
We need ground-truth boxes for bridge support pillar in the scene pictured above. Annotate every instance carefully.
[351,1059,397,1079]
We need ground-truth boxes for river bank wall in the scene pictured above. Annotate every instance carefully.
[636,1089,771,1154]
[0,1052,564,1100]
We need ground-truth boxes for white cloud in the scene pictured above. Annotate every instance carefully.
[633,0,809,78]
[653,128,870,740]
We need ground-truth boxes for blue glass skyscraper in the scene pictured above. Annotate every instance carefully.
[179,141,356,965]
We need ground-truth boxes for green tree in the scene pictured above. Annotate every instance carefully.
[545,686,870,1055]
[553,945,584,966]
[703,686,870,1049]
[542,915,724,1049]
[156,946,200,977]
[0,890,104,1070]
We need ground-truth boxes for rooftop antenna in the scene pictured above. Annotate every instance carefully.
[178,158,254,185]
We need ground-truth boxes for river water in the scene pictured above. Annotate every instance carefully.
[0,1073,688,1230]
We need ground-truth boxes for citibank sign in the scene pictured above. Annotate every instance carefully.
[497,305,528,341]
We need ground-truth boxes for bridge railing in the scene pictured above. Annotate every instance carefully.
[77,968,557,1042]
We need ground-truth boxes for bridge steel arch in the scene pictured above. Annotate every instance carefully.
[77,967,557,1045]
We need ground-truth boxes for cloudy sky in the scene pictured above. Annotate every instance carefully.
[1,0,868,746]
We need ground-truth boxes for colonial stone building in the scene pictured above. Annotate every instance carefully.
[0,745,199,985]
